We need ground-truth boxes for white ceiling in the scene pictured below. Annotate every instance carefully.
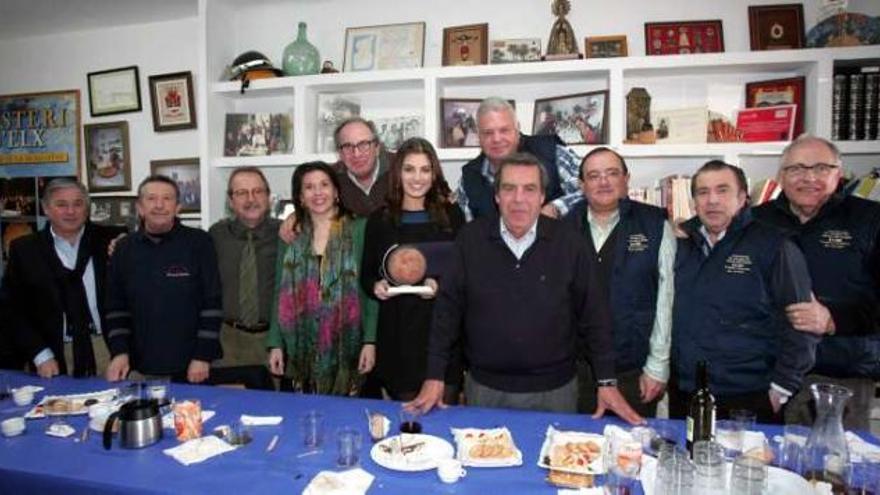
[0,0,198,41]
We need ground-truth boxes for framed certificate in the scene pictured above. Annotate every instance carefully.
[748,4,805,51]
[745,76,805,137]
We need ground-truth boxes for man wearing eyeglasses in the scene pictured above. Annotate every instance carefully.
[563,147,675,418]
[208,167,280,389]
[753,135,880,429]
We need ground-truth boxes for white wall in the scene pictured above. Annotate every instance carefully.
[0,17,199,196]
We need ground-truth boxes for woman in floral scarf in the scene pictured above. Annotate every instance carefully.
[267,162,377,395]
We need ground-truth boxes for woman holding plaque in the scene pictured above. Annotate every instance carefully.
[361,137,465,403]
[267,162,377,395]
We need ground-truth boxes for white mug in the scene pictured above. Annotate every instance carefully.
[12,388,33,406]
[437,458,467,483]
[1,416,26,437]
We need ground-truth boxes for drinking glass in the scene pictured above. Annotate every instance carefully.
[692,440,726,493]
[300,410,323,449]
[715,419,744,459]
[336,427,362,467]
[730,409,757,431]
[654,447,694,495]
[779,424,809,474]
[731,454,767,495]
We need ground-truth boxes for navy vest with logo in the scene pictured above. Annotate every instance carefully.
[673,210,790,396]
[460,133,564,219]
[565,198,666,373]
[754,194,880,378]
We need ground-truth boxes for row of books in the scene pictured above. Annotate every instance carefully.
[832,66,880,141]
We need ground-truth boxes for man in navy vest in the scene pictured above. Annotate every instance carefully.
[671,161,817,423]
[753,135,880,429]
[564,147,674,417]
[455,97,583,221]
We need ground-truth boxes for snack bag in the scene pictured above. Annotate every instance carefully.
[173,400,203,441]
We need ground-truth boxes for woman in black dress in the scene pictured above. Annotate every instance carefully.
[360,137,464,403]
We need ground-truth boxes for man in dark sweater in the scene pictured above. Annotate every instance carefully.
[407,153,642,423]
[105,175,223,383]
[753,135,880,429]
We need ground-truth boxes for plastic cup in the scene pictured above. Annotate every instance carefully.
[336,427,362,467]
[300,410,323,449]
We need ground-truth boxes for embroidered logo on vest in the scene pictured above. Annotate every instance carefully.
[627,233,649,252]
[819,230,852,250]
[724,254,752,274]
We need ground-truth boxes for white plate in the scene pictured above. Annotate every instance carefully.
[536,425,606,474]
[25,389,118,419]
[451,427,523,467]
[370,434,454,472]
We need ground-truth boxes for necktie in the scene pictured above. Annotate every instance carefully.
[239,231,259,326]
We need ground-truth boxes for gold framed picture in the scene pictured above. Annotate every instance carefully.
[585,35,628,58]
[442,23,489,66]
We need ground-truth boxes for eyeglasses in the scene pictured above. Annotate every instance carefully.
[231,187,268,199]
[584,169,625,182]
[781,163,840,178]
[338,139,376,155]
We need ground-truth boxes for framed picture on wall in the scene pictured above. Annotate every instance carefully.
[585,35,628,58]
[745,76,805,137]
[748,4,805,51]
[84,121,132,193]
[0,90,81,178]
[148,71,197,132]
[490,38,542,64]
[150,157,200,213]
[644,20,724,55]
[533,91,609,145]
[343,22,426,72]
[442,23,489,66]
[440,98,516,148]
[87,66,142,117]
[89,195,138,229]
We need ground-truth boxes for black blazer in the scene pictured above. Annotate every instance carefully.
[3,223,120,374]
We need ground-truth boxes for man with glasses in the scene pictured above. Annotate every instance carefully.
[456,97,583,221]
[564,147,675,417]
[753,135,880,429]
[329,117,391,216]
[208,167,279,389]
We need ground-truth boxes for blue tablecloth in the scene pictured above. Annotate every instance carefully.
[0,371,783,494]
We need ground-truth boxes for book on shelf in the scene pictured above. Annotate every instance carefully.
[850,169,880,203]
[833,65,880,141]
[657,174,693,223]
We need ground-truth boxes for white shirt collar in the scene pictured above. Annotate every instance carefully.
[49,225,85,248]
[346,160,380,195]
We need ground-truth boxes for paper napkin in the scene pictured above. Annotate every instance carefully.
[239,414,283,426]
[163,435,235,466]
[303,468,374,495]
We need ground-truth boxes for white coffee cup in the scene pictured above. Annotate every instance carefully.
[436,458,467,483]
[1,417,26,437]
[12,388,33,407]
[88,403,112,419]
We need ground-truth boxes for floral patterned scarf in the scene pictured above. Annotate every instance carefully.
[276,216,362,395]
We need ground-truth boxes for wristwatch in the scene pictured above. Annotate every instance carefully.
[597,378,618,388]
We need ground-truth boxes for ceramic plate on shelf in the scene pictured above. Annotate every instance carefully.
[370,434,454,472]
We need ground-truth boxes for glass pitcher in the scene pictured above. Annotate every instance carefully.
[803,383,852,494]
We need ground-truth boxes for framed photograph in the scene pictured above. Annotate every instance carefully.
[83,121,131,193]
[748,4,805,51]
[644,20,724,55]
[653,107,709,143]
[224,113,293,157]
[442,23,489,66]
[317,96,361,152]
[585,35,628,58]
[533,91,609,145]
[343,22,425,72]
[150,158,200,213]
[371,115,423,151]
[440,98,515,148]
[148,71,196,132]
[87,66,141,117]
[490,38,542,64]
[0,90,81,178]
[89,195,138,229]
[745,76,805,137]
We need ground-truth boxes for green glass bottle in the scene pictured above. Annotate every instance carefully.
[282,22,320,76]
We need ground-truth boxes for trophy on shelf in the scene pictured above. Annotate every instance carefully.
[544,0,581,60]
[626,87,655,144]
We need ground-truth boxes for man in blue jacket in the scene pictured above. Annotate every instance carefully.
[753,135,880,429]
[455,97,583,221]
[564,147,674,417]
[671,161,818,423]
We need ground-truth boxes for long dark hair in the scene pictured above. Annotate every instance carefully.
[291,161,350,229]
[385,137,453,230]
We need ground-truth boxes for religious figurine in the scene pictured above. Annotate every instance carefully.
[545,0,580,59]
[626,87,652,143]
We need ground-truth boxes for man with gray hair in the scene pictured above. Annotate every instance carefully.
[753,135,880,429]
[3,178,120,377]
[456,97,583,221]
[408,153,642,423]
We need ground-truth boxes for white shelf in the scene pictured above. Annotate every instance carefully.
[836,141,880,155]
[212,152,338,168]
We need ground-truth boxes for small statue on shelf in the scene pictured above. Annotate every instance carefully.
[545,0,581,60]
[320,60,339,74]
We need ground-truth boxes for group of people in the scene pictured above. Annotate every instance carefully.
[2,96,878,431]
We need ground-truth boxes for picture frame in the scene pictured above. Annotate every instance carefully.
[532,91,609,145]
[343,22,425,72]
[748,4,805,51]
[490,38,542,64]
[89,195,138,229]
[224,113,293,157]
[86,66,142,117]
[644,20,724,56]
[585,35,628,58]
[83,121,132,193]
[148,71,197,132]
[653,106,709,144]
[440,98,515,148]
[442,23,489,66]
[316,96,360,153]
[150,157,200,213]
[745,76,805,138]
[0,90,81,178]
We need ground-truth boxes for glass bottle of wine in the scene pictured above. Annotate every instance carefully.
[686,360,716,457]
